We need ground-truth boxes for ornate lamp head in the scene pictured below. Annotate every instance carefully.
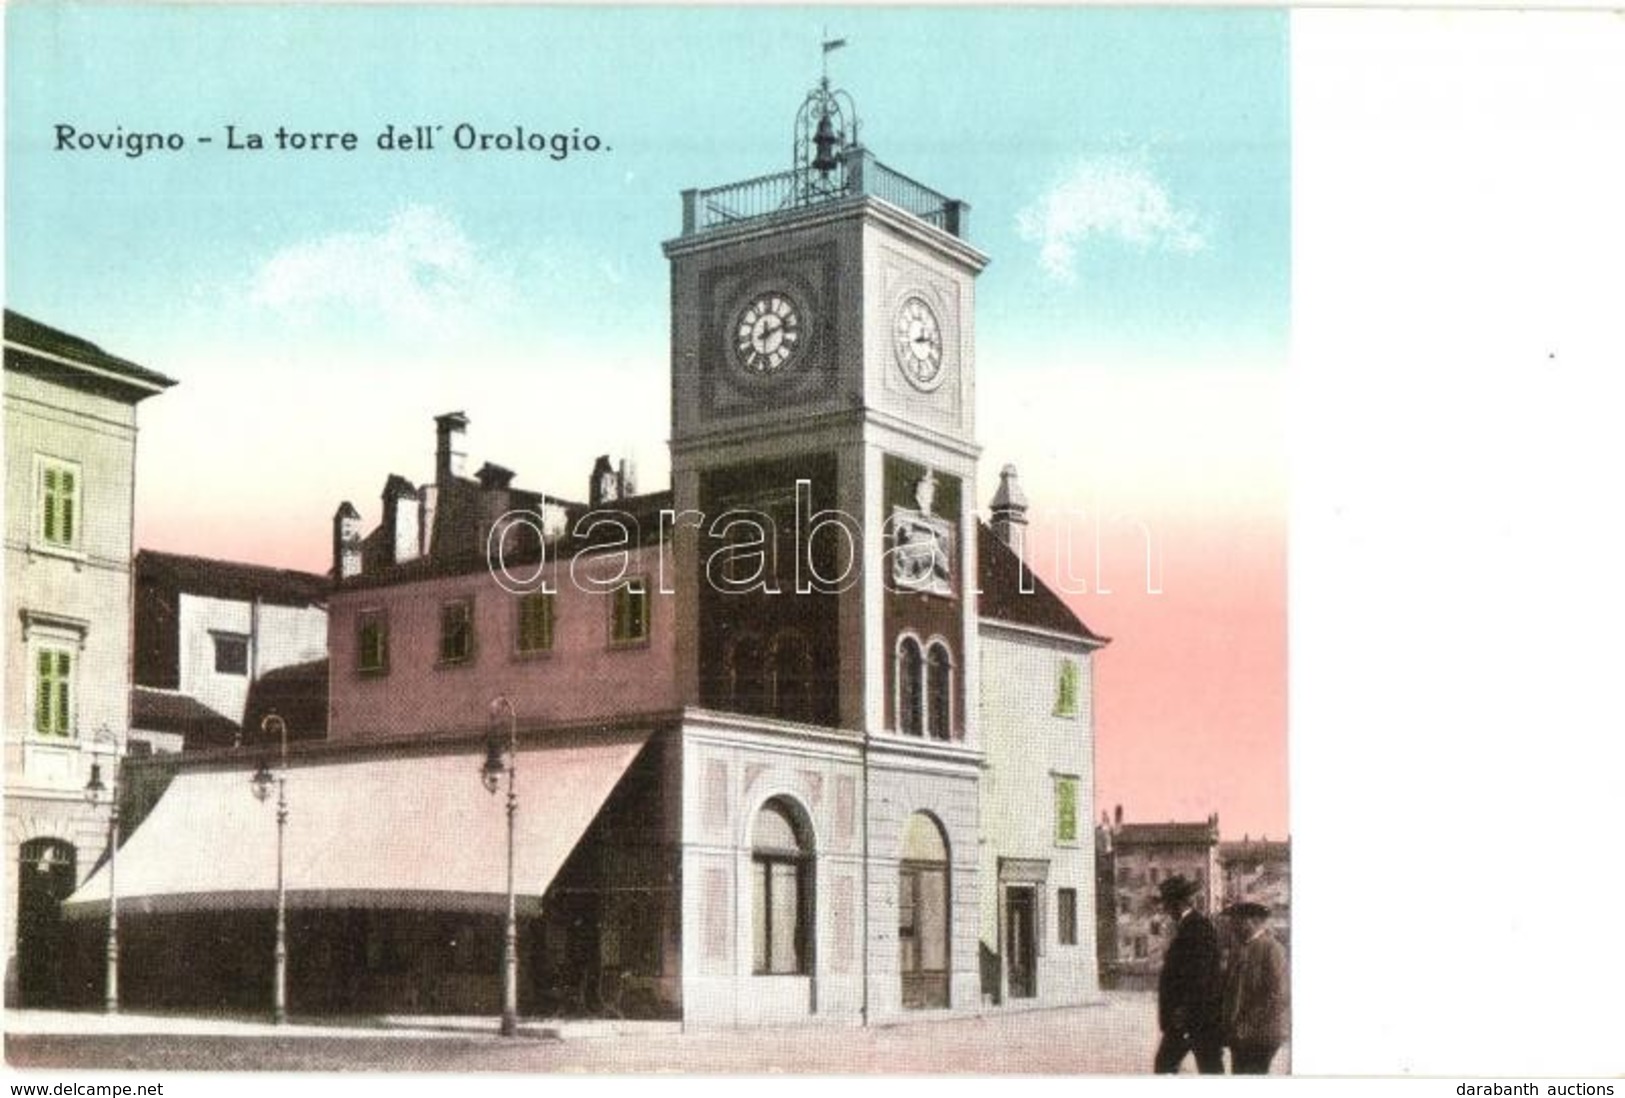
[84,761,105,805]
[251,761,275,803]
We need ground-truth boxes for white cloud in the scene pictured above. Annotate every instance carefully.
[1016,152,1207,282]
[248,205,514,335]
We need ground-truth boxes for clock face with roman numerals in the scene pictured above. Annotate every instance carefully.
[894,296,944,390]
[732,292,803,376]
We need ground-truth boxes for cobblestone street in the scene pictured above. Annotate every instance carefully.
[5,991,1288,1074]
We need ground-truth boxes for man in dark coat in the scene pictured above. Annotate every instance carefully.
[1153,875,1225,1074]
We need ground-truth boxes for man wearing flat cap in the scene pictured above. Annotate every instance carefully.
[1153,875,1225,1074]
[1222,901,1289,1074]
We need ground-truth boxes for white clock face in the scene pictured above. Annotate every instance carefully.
[733,292,803,375]
[894,296,944,390]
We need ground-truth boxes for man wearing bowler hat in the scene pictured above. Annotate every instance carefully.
[1153,875,1225,1074]
[1222,901,1289,1074]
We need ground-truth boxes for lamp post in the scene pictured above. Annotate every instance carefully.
[481,694,519,1037]
[82,725,120,1014]
[250,712,289,1025]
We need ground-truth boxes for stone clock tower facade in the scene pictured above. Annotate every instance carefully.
[664,80,990,1025]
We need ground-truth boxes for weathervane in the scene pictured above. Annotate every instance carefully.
[793,34,859,204]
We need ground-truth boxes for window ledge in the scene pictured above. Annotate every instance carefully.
[27,542,88,567]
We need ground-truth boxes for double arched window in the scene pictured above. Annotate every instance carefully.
[896,634,954,740]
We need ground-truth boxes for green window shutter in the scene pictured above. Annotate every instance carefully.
[60,472,75,544]
[35,652,53,733]
[1056,778,1078,843]
[1056,659,1079,717]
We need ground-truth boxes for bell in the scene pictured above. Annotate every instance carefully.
[812,113,840,175]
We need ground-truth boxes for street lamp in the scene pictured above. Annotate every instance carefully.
[82,725,120,1015]
[481,694,519,1037]
[250,711,289,1025]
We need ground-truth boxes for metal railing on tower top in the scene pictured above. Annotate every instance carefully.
[680,147,970,240]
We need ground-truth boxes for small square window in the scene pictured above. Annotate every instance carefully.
[610,578,649,646]
[357,611,389,675]
[213,634,249,675]
[1058,888,1078,946]
[440,599,474,664]
[516,591,554,655]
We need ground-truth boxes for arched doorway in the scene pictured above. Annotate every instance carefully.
[899,812,949,1009]
[17,838,77,1007]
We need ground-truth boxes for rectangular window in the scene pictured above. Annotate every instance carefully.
[213,634,249,675]
[1054,775,1079,844]
[37,458,82,550]
[516,591,554,654]
[439,599,474,664]
[752,856,809,975]
[1055,658,1080,717]
[610,578,649,646]
[357,611,389,675]
[34,648,73,736]
[1058,888,1078,946]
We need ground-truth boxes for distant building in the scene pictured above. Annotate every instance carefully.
[1096,814,1221,989]
[3,310,173,1006]
[1219,837,1291,952]
[131,549,328,752]
[1095,812,1292,988]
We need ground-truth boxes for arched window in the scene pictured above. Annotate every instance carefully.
[899,812,950,1009]
[926,641,953,740]
[770,630,813,723]
[752,798,813,975]
[897,635,924,736]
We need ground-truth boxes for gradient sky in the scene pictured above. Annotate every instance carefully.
[5,5,1288,839]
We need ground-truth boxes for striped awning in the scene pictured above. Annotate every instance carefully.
[64,729,649,917]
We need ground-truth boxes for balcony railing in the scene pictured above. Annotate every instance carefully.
[681,148,969,240]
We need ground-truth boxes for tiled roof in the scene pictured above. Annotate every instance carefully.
[243,659,329,744]
[1219,840,1291,863]
[976,524,1107,644]
[137,549,329,606]
[1115,822,1219,847]
[339,486,675,590]
[130,687,240,750]
[4,309,177,394]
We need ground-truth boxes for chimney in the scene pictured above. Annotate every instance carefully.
[435,411,470,483]
[618,457,638,498]
[990,463,1030,558]
[333,501,363,579]
[589,455,616,507]
[382,474,420,564]
[476,462,515,491]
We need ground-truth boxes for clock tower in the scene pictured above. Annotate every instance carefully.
[664,76,985,739]
[665,67,989,1023]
